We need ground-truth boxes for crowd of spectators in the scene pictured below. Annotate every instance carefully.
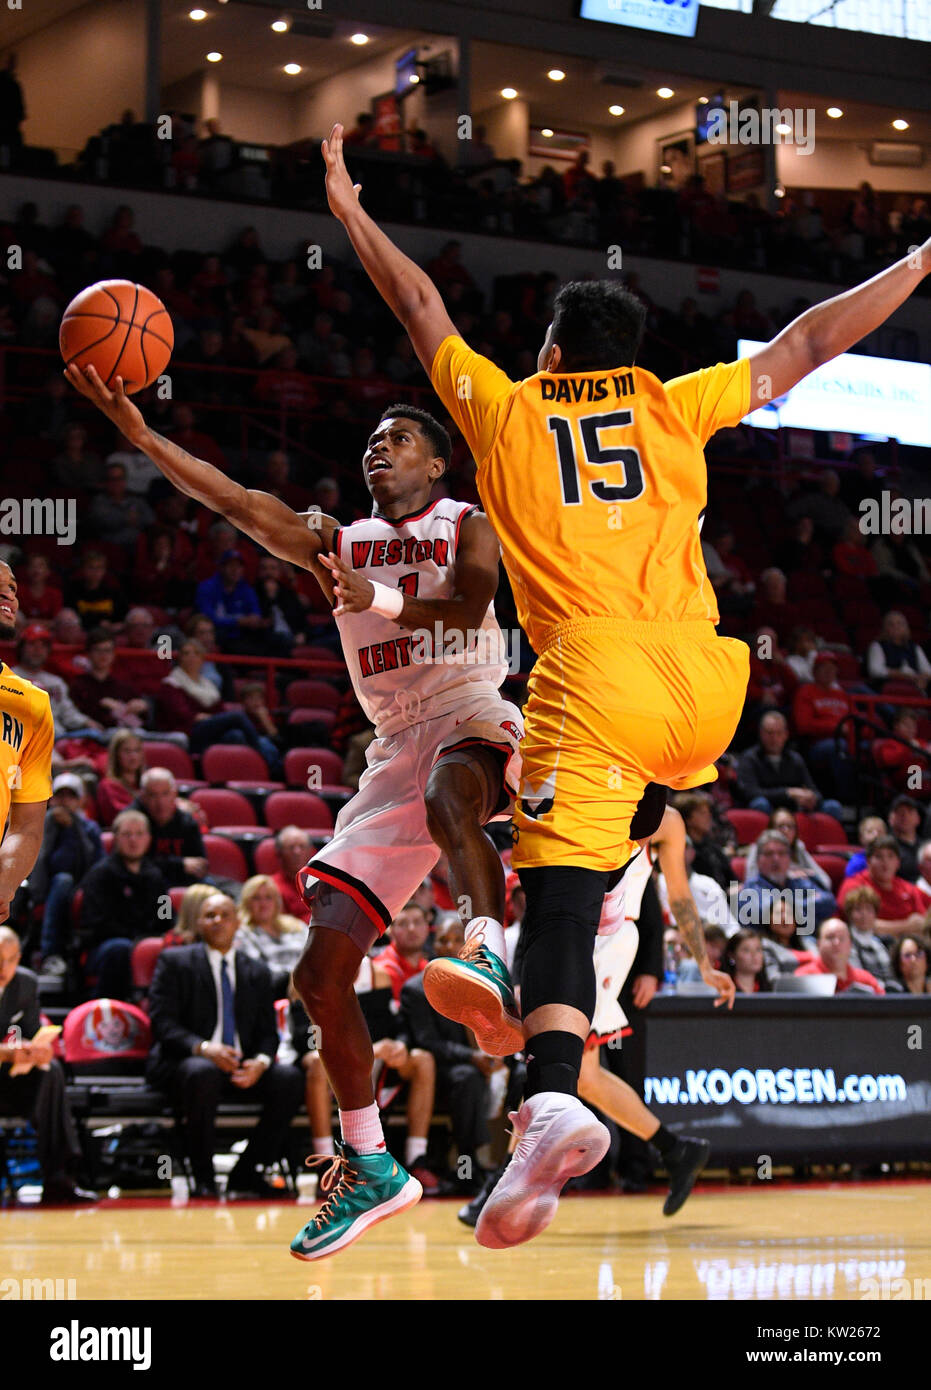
[1,179,929,1198]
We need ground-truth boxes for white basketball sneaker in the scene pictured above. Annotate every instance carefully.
[475,1092,610,1249]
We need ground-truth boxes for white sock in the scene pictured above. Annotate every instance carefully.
[466,915,507,961]
[338,1103,385,1155]
[405,1137,427,1167]
[312,1135,335,1157]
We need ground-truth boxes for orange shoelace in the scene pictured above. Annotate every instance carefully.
[458,930,487,962]
[304,1152,361,1226]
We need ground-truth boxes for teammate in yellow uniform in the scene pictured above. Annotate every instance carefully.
[322,122,931,1246]
[0,561,54,924]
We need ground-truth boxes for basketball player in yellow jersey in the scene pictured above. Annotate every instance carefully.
[0,562,54,926]
[323,123,931,1246]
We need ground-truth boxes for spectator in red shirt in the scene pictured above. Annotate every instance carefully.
[343,112,377,148]
[838,837,931,937]
[165,403,228,473]
[376,902,431,1004]
[749,568,792,644]
[793,653,851,740]
[254,345,319,413]
[95,728,144,828]
[832,516,878,580]
[563,149,595,203]
[69,629,149,729]
[792,652,854,804]
[795,918,884,995]
[873,711,931,799]
[270,826,312,924]
[747,626,797,716]
[17,553,63,621]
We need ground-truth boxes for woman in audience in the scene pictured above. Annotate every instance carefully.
[760,897,816,981]
[167,882,216,946]
[156,639,279,767]
[184,614,224,692]
[235,875,306,995]
[744,806,831,890]
[95,728,145,827]
[890,934,931,995]
[723,929,772,994]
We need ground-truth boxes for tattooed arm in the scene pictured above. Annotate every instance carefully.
[652,807,736,1010]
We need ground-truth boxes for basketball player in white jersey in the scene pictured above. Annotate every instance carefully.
[474,792,735,1244]
[65,365,524,1258]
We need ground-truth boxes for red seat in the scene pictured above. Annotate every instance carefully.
[831,573,870,602]
[730,855,746,883]
[725,809,769,845]
[882,679,922,699]
[287,708,337,734]
[284,746,349,791]
[202,745,269,783]
[788,572,829,601]
[168,886,188,916]
[203,834,249,882]
[813,854,847,893]
[63,998,151,1067]
[130,937,166,989]
[264,791,334,832]
[190,788,257,828]
[284,679,340,710]
[796,811,848,849]
[830,651,861,682]
[253,838,281,876]
[143,742,196,781]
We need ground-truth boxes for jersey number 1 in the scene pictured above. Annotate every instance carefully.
[548,411,645,507]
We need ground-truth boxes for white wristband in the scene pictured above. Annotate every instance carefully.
[369,581,405,620]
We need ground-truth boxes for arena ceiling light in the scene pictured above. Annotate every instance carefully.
[657,87,674,99]
[284,63,302,74]
[501,87,518,99]
[609,104,625,116]
[206,51,222,62]
[547,69,565,81]
[189,9,207,20]
[892,118,910,130]
[775,121,792,134]
[698,96,709,105]
[826,107,843,118]
[350,33,370,45]
[541,128,554,137]
[271,19,290,33]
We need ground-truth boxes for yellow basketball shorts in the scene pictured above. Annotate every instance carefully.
[512,617,749,873]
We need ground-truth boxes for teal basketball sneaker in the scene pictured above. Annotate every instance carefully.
[290,1145,422,1261]
[423,924,523,1057]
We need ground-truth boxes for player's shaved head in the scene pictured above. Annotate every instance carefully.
[540,281,647,374]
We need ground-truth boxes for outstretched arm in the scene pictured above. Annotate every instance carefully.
[321,123,457,373]
[749,240,931,409]
[64,365,336,581]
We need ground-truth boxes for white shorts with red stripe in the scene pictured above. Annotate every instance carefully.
[297,689,523,939]
[586,919,639,1051]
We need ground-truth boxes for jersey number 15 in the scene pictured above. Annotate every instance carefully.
[548,410,645,507]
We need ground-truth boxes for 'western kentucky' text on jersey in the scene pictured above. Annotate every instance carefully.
[334,499,508,737]
[430,336,751,652]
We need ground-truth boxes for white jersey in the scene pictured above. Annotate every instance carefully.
[335,499,508,737]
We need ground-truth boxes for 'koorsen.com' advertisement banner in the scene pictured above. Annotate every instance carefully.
[644,997,931,1163]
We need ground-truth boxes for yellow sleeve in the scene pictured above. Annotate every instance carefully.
[430,335,515,464]
[13,690,54,804]
[664,358,751,447]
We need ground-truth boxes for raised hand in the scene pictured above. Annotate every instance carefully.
[63,364,147,447]
[321,123,363,222]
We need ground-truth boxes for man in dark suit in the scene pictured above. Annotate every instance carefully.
[0,927,95,1202]
[147,891,303,1198]
[401,915,495,1186]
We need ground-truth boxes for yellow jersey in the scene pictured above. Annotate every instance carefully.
[431,336,750,652]
[0,663,54,824]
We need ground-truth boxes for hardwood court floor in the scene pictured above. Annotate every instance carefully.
[3,1181,929,1300]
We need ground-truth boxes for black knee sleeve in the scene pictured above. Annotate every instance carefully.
[518,866,613,1020]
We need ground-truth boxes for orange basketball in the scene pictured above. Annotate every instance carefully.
[59,279,174,394]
